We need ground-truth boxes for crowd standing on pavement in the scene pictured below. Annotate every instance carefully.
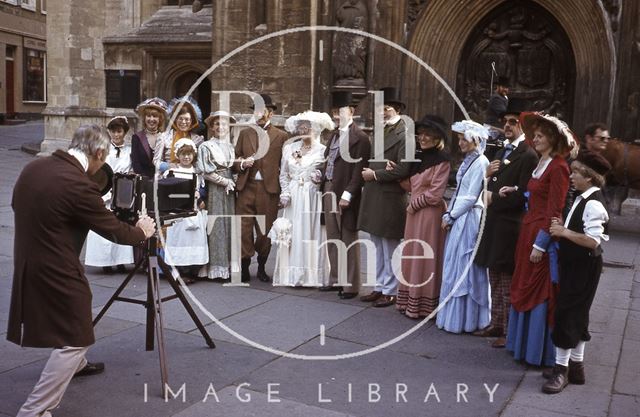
[8,83,620,416]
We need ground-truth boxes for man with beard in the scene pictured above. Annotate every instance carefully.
[474,98,539,348]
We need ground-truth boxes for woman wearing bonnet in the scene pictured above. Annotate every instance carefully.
[436,120,491,333]
[197,110,239,281]
[270,111,333,287]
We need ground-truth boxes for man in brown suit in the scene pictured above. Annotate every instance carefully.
[235,94,289,282]
[319,91,370,299]
[8,125,155,417]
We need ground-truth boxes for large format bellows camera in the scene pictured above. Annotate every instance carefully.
[111,173,197,222]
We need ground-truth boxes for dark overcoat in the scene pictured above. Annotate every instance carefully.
[475,140,539,273]
[321,123,371,231]
[8,150,146,348]
[357,119,412,239]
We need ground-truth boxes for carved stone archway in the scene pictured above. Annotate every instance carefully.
[156,62,212,117]
[404,0,615,132]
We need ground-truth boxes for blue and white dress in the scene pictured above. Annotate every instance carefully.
[436,150,491,333]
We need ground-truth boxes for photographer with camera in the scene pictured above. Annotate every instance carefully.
[8,125,156,417]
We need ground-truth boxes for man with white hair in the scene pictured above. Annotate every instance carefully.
[8,125,156,417]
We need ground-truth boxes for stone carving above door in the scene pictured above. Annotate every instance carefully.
[458,2,575,122]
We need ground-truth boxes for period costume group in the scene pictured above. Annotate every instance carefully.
[85,88,611,396]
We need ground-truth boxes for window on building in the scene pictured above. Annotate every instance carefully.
[23,48,46,102]
[21,0,36,11]
[105,70,141,109]
[1,0,18,6]
[41,0,46,14]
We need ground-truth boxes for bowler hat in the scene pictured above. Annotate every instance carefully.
[249,94,278,111]
[496,76,510,87]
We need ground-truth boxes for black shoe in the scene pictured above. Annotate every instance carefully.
[241,258,251,283]
[73,362,105,378]
[257,255,271,283]
[102,266,114,274]
[339,292,358,300]
[116,264,126,273]
[319,285,342,292]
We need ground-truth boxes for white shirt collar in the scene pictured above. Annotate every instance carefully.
[578,186,600,200]
[339,120,353,132]
[261,120,271,129]
[385,115,401,126]
[67,148,89,172]
[507,133,525,148]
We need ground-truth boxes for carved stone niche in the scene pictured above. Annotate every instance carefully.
[457,3,575,123]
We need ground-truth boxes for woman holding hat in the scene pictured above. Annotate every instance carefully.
[131,97,168,178]
[542,150,611,394]
[436,120,491,333]
[154,96,204,172]
[394,115,451,319]
[85,116,134,273]
[504,112,577,367]
[270,111,333,286]
[197,111,239,281]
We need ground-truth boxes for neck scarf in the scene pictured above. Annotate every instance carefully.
[410,146,451,176]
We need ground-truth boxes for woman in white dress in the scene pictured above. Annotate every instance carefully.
[270,111,334,287]
[85,116,134,273]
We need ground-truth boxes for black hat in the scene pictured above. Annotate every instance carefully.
[500,97,528,118]
[415,114,448,140]
[249,93,278,111]
[381,87,406,110]
[331,91,354,109]
[577,149,612,176]
[496,76,510,87]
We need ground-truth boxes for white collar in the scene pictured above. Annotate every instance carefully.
[339,120,353,132]
[261,120,271,129]
[67,148,89,172]
[578,186,600,200]
[385,115,401,126]
[507,133,525,148]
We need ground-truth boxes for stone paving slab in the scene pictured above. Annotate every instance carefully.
[623,310,640,341]
[0,326,276,417]
[197,294,363,351]
[592,289,632,311]
[245,336,520,417]
[589,303,629,336]
[609,394,640,417]
[171,386,357,417]
[613,339,640,396]
[503,367,613,417]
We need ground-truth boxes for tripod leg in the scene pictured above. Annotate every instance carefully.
[158,258,216,348]
[150,254,169,392]
[93,257,144,326]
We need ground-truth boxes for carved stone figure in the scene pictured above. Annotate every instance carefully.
[332,0,369,87]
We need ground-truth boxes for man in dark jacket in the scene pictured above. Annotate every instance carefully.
[485,76,509,129]
[474,99,538,347]
[9,125,155,417]
[319,91,371,299]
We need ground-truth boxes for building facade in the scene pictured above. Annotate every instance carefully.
[0,0,46,122]
[40,0,639,152]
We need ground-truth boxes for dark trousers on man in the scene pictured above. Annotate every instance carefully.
[322,181,361,293]
[236,179,279,259]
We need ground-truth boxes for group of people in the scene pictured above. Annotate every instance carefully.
[89,89,614,397]
[8,86,616,416]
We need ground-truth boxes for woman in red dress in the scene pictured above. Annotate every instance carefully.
[503,112,577,367]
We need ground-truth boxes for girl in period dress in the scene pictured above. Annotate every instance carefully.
[542,150,611,394]
[154,96,204,174]
[85,116,134,273]
[197,111,239,281]
[163,138,209,282]
[394,115,451,319]
[436,120,491,333]
[504,112,577,367]
[131,97,168,178]
[270,111,334,286]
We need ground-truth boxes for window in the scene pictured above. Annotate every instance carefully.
[105,70,141,109]
[23,48,46,102]
[1,0,18,5]
[21,0,36,11]
[41,0,46,14]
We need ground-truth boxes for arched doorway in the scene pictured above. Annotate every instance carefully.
[456,1,576,122]
[173,71,211,120]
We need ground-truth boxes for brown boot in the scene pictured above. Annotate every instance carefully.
[360,291,382,302]
[568,360,585,385]
[542,364,569,394]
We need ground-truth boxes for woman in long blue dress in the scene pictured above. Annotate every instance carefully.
[436,120,491,333]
